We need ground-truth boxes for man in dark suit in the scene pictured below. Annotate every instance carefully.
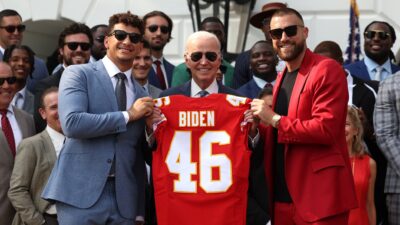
[314,40,387,225]
[143,11,175,90]
[9,87,62,225]
[42,12,154,225]
[0,61,35,225]
[345,21,400,81]
[33,22,92,132]
[0,9,48,92]
[238,41,278,99]
[160,31,236,97]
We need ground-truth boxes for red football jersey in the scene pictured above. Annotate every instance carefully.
[153,93,252,225]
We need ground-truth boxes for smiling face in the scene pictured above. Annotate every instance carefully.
[270,13,308,67]
[364,22,393,64]
[39,91,62,133]
[132,47,152,84]
[8,48,31,80]
[0,62,17,109]
[144,16,170,52]
[0,15,23,48]
[59,33,91,66]
[184,32,221,89]
[345,114,359,145]
[105,23,142,71]
[250,42,278,81]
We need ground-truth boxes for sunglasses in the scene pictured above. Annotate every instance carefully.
[364,30,391,40]
[190,52,218,62]
[147,25,169,34]
[65,42,91,51]
[95,35,105,43]
[269,25,303,40]
[0,25,26,33]
[0,76,17,85]
[109,30,142,43]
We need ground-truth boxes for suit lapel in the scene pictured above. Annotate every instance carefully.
[92,61,119,111]
[13,106,30,138]
[41,130,57,162]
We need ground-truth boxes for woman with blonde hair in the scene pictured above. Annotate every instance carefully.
[346,106,376,225]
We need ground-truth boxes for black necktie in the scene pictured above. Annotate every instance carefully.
[198,90,209,97]
[115,73,127,111]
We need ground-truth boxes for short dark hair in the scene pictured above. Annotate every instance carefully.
[200,17,224,29]
[91,24,108,34]
[258,87,273,99]
[143,11,173,41]
[58,23,93,49]
[3,44,35,77]
[40,87,58,109]
[271,7,304,25]
[109,11,144,35]
[313,40,344,64]
[141,39,151,50]
[0,9,21,23]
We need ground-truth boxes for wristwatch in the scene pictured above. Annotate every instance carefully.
[271,114,281,128]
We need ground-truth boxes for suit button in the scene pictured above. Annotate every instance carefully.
[107,159,112,163]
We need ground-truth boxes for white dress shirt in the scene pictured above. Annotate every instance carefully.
[190,79,219,97]
[11,86,27,109]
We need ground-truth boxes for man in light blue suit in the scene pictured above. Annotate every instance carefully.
[42,12,154,225]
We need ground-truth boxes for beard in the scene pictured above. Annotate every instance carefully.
[150,43,165,52]
[365,49,390,63]
[63,52,89,66]
[275,40,305,62]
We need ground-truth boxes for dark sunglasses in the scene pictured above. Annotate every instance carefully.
[364,30,391,40]
[109,30,142,43]
[147,25,169,34]
[269,25,302,40]
[0,25,26,33]
[0,76,17,85]
[190,52,218,62]
[95,35,105,43]
[64,42,91,51]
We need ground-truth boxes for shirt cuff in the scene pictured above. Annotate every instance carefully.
[122,111,129,124]
[136,215,144,221]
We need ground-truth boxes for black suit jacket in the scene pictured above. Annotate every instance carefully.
[33,68,64,132]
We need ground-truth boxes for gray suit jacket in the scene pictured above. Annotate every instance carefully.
[8,130,56,225]
[0,107,35,225]
[148,84,162,98]
[374,71,400,193]
[42,60,147,219]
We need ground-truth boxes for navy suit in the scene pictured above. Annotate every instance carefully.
[345,60,400,81]
[42,60,147,222]
[237,79,262,99]
[233,50,252,89]
[148,58,174,89]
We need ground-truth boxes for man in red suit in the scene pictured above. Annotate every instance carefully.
[251,8,357,225]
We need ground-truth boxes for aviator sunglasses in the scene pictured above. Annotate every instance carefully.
[0,76,17,85]
[269,25,303,40]
[190,52,218,62]
[364,30,391,40]
[0,25,26,33]
[147,25,169,34]
[64,42,91,51]
[108,30,142,43]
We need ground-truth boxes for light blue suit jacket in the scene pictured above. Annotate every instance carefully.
[42,60,147,219]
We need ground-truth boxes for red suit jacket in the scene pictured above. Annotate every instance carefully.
[262,49,357,222]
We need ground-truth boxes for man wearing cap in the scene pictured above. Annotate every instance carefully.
[233,2,286,89]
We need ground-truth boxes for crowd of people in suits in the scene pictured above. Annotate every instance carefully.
[1,2,400,225]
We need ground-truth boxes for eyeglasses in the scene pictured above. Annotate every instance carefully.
[108,30,142,43]
[0,25,26,33]
[364,30,391,40]
[147,25,169,34]
[0,76,17,85]
[64,42,91,51]
[95,35,105,43]
[190,52,218,62]
[269,25,303,40]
